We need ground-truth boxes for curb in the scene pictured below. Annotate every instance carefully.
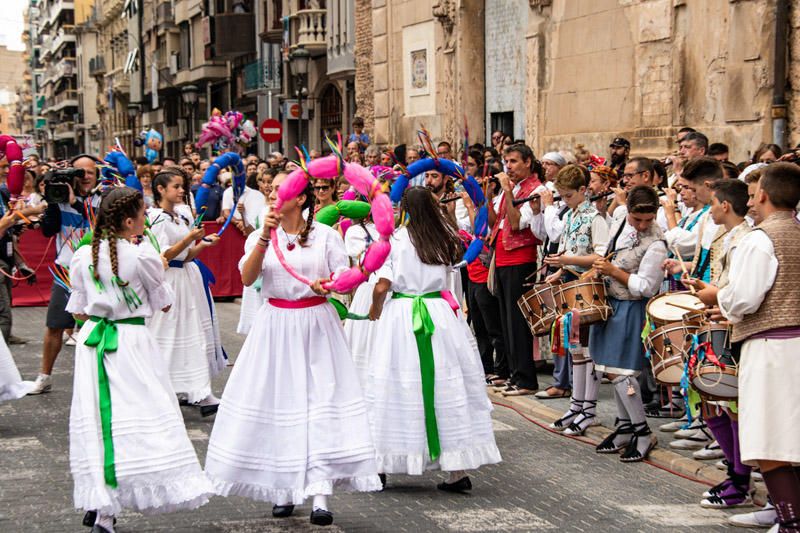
[489,389,768,505]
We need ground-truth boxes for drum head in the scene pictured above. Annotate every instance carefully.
[692,371,738,400]
[647,292,704,324]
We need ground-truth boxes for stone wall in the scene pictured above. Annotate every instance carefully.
[355,0,375,133]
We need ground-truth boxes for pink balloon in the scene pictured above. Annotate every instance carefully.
[307,155,341,179]
[339,218,353,235]
[371,194,394,237]
[278,169,310,203]
[324,267,368,293]
[361,239,391,272]
[343,164,377,198]
[342,189,357,201]
[269,228,313,286]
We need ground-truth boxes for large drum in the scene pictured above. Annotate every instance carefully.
[690,323,738,401]
[517,283,558,336]
[646,291,705,329]
[645,322,700,385]
[553,278,612,325]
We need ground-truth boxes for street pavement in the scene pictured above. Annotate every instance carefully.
[0,303,747,532]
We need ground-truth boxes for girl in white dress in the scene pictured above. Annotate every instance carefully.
[367,186,501,492]
[205,174,380,527]
[342,221,381,383]
[0,341,33,402]
[147,168,222,416]
[66,187,212,533]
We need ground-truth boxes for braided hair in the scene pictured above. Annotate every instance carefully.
[297,180,316,247]
[90,187,144,287]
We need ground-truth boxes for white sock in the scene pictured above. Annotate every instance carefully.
[95,514,115,533]
[197,394,220,406]
[312,494,328,512]
[447,470,467,483]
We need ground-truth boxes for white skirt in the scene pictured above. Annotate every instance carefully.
[148,264,217,403]
[343,279,377,385]
[739,337,800,466]
[70,322,213,515]
[205,300,381,505]
[236,283,263,335]
[366,297,501,475]
[0,338,33,401]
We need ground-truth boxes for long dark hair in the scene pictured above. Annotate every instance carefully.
[91,187,144,287]
[401,186,463,266]
[152,167,188,206]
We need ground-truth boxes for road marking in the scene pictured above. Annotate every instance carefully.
[492,419,517,432]
[424,508,556,531]
[0,436,43,451]
[618,504,733,527]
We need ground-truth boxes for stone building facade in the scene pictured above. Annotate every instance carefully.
[360,0,797,162]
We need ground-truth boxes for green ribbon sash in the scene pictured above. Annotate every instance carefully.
[327,298,369,321]
[392,291,441,461]
[84,316,146,488]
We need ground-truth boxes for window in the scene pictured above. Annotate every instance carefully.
[490,112,514,141]
[179,22,191,70]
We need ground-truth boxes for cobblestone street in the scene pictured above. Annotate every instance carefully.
[0,304,743,532]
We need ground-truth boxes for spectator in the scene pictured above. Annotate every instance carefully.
[678,131,708,160]
[347,116,370,152]
[180,158,196,175]
[314,178,337,211]
[708,142,730,162]
[676,126,696,145]
[752,143,782,164]
[364,145,381,167]
[437,141,454,160]
[541,152,566,182]
[608,137,631,178]
[137,164,155,207]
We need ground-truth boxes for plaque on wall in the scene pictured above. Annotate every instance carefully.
[410,49,429,94]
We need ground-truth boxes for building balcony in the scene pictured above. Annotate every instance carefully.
[43,0,76,31]
[242,58,282,94]
[89,56,106,76]
[213,13,256,57]
[53,120,76,140]
[46,90,79,114]
[156,1,175,31]
[326,0,354,78]
[46,26,76,58]
[106,67,130,94]
[291,8,326,54]
[173,64,228,86]
[43,59,76,86]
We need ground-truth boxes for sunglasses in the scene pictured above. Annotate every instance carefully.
[314,186,331,191]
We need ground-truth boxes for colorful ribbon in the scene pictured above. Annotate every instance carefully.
[84,316,146,487]
[328,298,369,321]
[392,291,441,461]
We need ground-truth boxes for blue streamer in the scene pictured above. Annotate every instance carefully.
[196,152,244,236]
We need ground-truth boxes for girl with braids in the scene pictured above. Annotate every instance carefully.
[66,187,212,533]
[147,168,223,416]
[205,173,380,526]
[366,186,501,492]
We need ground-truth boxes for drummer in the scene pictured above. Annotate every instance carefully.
[540,165,609,435]
[683,179,754,509]
[589,186,667,462]
[691,163,800,532]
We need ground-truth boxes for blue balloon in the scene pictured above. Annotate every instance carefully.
[196,152,244,235]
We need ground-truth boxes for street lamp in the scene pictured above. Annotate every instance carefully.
[127,103,141,155]
[289,47,310,147]
[181,84,200,144]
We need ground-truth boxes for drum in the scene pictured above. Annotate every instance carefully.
[645,322,700,385]
[517,283,558,336]
[646,292,705,329]
[553,278,612,325]
[690,324,738,401]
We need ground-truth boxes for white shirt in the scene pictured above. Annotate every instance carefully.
[376,226,450,294]
[613,204,669,233]
[557,213,610,257]
[544,204,567,243]
[222,187,267,228]
[493,182,548,240]
[603,221,668,299]
[664,206,706,257]
[717,229,778,324]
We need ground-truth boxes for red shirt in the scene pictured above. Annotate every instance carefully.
[467,257,489,283]
[494,233,537,267]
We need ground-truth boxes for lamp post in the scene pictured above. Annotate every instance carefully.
[181,84,200,145]
[289,47,310,147]
[127,102,140,154]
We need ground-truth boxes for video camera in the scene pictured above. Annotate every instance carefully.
[44,168,84,204]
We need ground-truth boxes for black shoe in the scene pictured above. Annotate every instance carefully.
[272,504,295,518]
[436,476,472,493]
[595,418,634,454]
[378,473,387,490]
[200,403,219,417]
[310,509,334,526]
[91,525,112,533]
[82,511,97,527]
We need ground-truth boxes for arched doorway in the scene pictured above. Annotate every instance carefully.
[319,84,343,150]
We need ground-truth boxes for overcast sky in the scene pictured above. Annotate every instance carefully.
[1,0,28,51]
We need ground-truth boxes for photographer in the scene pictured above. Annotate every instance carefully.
[29,154,102,395]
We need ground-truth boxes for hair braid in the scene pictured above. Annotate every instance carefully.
[298,181,316,247]
[89,187,144,288]
[90,226,103,282]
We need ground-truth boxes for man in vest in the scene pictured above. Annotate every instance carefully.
[487,144,547,396]
[706,162,800,533]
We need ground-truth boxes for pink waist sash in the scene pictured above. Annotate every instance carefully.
[268,296,328,309]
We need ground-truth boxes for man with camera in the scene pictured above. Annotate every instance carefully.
[29,154,102,395]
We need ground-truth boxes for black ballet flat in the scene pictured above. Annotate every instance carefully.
[436,476,472,493]
[272,504,295,518]
[378,473,387,490]
[200,403,219,417]
[82,511,97,527]
[310,509,334,526]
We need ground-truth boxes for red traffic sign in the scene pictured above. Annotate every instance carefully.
[260,118,282,143]
[289,104,301,119]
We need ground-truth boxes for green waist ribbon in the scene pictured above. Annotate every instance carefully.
[392,291,441,461]
[84,315,146,488]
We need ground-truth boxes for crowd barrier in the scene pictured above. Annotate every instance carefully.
[12,221,245,307]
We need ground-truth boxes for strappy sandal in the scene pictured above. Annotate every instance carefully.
[485,374,500,385]
[596,418,634,454]
[550,400,584,430]
[563,401,598,436]
[620,422,657,462]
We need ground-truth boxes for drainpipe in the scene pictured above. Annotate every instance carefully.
[772,0,789,149]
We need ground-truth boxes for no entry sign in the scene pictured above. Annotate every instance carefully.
[260,118,282,143]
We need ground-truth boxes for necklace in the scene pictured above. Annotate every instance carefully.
[282,226,302,251]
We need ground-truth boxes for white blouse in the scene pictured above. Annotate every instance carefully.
[376,227,450,294]
[148,207,194,261]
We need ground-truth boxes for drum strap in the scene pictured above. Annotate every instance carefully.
[606,219,627,255]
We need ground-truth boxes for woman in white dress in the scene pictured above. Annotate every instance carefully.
[67,187,212,533]
[205,174,380,527]
[147,168,222,416]
[342,221,381,383]
[0,341,33,402]
[367,186,501,492]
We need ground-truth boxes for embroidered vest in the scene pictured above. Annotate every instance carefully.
[560,201,601,273]
[732,211,800,342]
[604,218,665,301]
[490,175,542,251]
[714,222,751,289]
